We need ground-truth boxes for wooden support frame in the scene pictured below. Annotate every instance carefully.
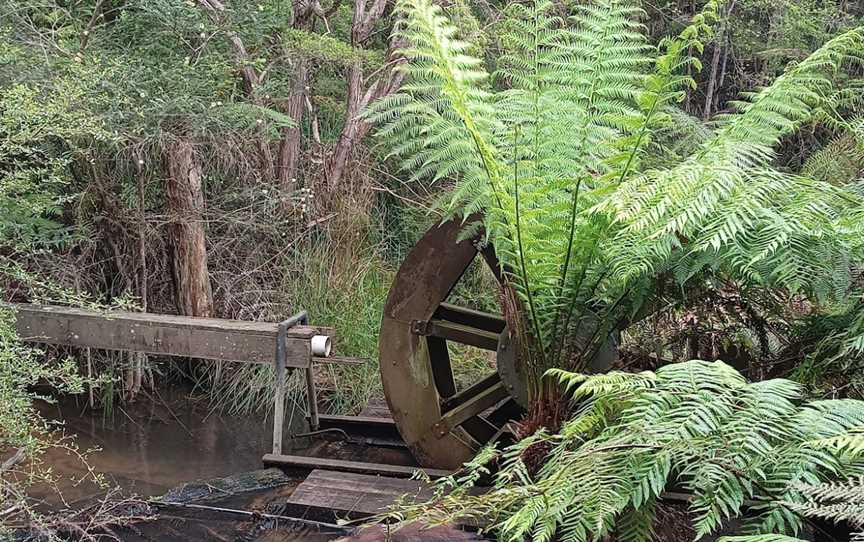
[272,311,318,456]
[6,303,330,460]
[7,303,326,367]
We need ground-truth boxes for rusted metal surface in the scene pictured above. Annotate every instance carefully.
[8,303,329,368]
[379,218,480,468]
[379,218,522,469]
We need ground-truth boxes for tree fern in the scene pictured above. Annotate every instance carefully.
[370,0,864,396]
[720,478,864,541]
[372,0,731,383]
[381,361,864,541]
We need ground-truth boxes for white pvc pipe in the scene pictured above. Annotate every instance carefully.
[311,335,332,357]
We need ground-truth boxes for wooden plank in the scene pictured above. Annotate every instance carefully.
[318,414,396,427]
[313,355,366,365]
[315,414,404,447]
[435,303,505,333]
[7,303,332,367]
[358,398,393,418]
[285,469,436,518]
[261,454,450,479]
[415,319,500,351]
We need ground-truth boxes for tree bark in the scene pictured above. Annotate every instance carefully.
[163,138,213,318]
[702,0,736,119]
[274,1,320,195]
[326,0,406,186]
[714,35,730,113]
[703,38,723,119]
[276,58,309,194]
[328,60,366,187]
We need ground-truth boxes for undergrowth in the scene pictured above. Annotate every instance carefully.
[383,360,864,541]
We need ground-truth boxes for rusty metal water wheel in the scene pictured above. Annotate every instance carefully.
[379,218,521,469]
[380,219,620,469]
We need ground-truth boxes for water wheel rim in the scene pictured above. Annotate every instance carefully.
[379,217,516,469]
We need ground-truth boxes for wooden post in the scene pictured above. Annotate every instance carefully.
[272,312,309,455]
[305,365,319,431]
[163,137,213,318]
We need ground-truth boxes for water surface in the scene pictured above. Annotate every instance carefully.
[34,387,300,506]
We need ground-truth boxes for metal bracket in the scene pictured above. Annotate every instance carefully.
[272,311,313,456]
[410,319,431,335]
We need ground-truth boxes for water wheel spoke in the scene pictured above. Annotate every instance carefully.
[434,303,505,334]
[412,319,499,351]
[426,336,456,399]
[441,372,501,412]
[480,245,503,283]
[460,415,500,445]
[433,380,509,439]
[485,398,523,428]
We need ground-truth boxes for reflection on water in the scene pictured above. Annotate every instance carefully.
[27,388,413,540]
[33,386,302,506]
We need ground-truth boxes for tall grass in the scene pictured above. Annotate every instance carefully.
[196,206,501,417]
[196,236,392,416]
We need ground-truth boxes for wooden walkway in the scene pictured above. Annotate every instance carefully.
[285,469,436,521]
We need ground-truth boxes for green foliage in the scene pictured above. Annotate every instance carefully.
[0,307,83,469]
[0,81,110,248]
[717,477,864,541]
[800,119,864,185]
[785,478,864,541]
[384,361,864,541]
[370,0,864,394]
[282,28,383,68]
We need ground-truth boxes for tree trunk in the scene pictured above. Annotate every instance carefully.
[277,58,309,193]
[703,37,723,120]
[703,0,736,119]
[327,44,406,186]
[714,36,731,113]
[163,138,213,317]
[324,0,405,186]
[328,61,367,187]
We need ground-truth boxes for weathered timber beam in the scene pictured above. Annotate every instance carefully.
[5,303,332,367]
[261,454,451,479]
[434,303,505,333]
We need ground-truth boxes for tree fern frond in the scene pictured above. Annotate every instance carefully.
[382,362,864,541]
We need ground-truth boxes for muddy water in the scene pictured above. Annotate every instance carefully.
[33,387,300,506]
[29,389,417,540]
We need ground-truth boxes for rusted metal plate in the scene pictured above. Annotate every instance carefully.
[7,303,330,367]
[379,218,482,469]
